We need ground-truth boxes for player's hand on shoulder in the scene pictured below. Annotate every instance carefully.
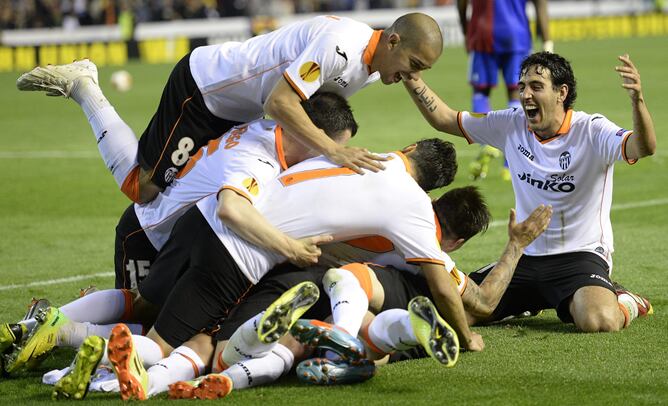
[616,54,643,102]
[287,234,334,267]
[327,145,387,175]
[464,331,485,352]
[508,205,553,247]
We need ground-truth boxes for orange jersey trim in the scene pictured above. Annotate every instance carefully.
[363,30,383,73]
[282,71,307,101]
[274,125,289,170]
[120,165,141,203]
[219,185,253,204]
[532,109,573,144]
[621,131,638,165]
[394,150,412,174]
[279,167,356,187]
[405,258,445,266]
[341,263,373,300]
[344,236,395,253]
[433,212,443,243]
[457,112,475,144]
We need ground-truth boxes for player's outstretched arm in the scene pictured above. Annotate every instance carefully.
[402,75,465,137]
[264,78,387,174]
[462,205,552,323]
[616,54,657,160]
[217,189,333,267]
[420,262,484,351]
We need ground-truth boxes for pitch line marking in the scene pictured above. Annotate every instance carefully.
[0,272,114,291]
[0,199,667,291]
[482,198,668,229]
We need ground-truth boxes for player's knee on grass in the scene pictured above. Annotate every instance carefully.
[569,287,624,333]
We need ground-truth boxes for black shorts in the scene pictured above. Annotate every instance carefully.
[151,206,254,348]
[114,204,158,289]
[467,251,614,323]
[214,265,331,342]
[372,265,431,312]
[137,53,242,189]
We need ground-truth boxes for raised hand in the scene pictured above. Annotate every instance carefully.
[615,54,643,102]
[507,204,553,248]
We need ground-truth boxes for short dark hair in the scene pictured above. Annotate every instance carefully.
[301,92,359,139]
[433,186,490,241]
[520,52,577,111]
[409,138,457,191]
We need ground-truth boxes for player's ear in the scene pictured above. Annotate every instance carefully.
[557,84,569,104]
[388,32,401,48]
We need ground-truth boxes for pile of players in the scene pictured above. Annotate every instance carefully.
[1,9,655,401]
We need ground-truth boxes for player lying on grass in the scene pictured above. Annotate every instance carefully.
[17,13,444,203]
[49,188,551,400]
[403,51,655,331]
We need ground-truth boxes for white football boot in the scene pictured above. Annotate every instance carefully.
[16,59,99,98]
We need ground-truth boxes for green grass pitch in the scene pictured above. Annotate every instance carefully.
[0,36,667,404]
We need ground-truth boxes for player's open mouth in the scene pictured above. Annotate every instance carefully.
[525,106,539,120]
[394,73,402,83]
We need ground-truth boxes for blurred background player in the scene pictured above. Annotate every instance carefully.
[458,0,552,180]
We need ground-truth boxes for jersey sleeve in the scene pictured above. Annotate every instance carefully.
[282,33,348,100]
[386,197,446,267]
[458,109,517,150]
[588,114,637,165]
[218,153,280,205]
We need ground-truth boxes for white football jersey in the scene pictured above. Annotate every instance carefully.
[190,15,381,122]
[135,119,287,250]
[459,108,635,264]
[319,239,468,295]
[197,152,445,284]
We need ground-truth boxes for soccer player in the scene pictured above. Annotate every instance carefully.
[17,13,443,203]
[458,0,552,180]
[403,52,656,332]
[1,91,358,373]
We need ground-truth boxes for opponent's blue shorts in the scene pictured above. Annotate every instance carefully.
[468,50,529,91]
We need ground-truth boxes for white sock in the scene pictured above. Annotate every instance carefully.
[89,106,139,187]
[222,343,293,390]
[366,309,417,353]
[222,312,275,366]
[56,322,143,348]
[70,80,139,187]
[59,289,130,323]
[618,294,639,326]
[323,267,369,337]
[147,346,205,397]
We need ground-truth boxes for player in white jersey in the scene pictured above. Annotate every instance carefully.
[115,92,355,291]
[402,51,656,332]
[17,13,443,204]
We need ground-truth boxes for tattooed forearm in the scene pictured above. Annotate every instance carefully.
[475,242,523,313]
[412,85,438,112]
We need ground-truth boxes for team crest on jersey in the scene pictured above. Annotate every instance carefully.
[559,151,571,170]
[299,62,321,82]
[242,177,260,196]
[615,128,627,137]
